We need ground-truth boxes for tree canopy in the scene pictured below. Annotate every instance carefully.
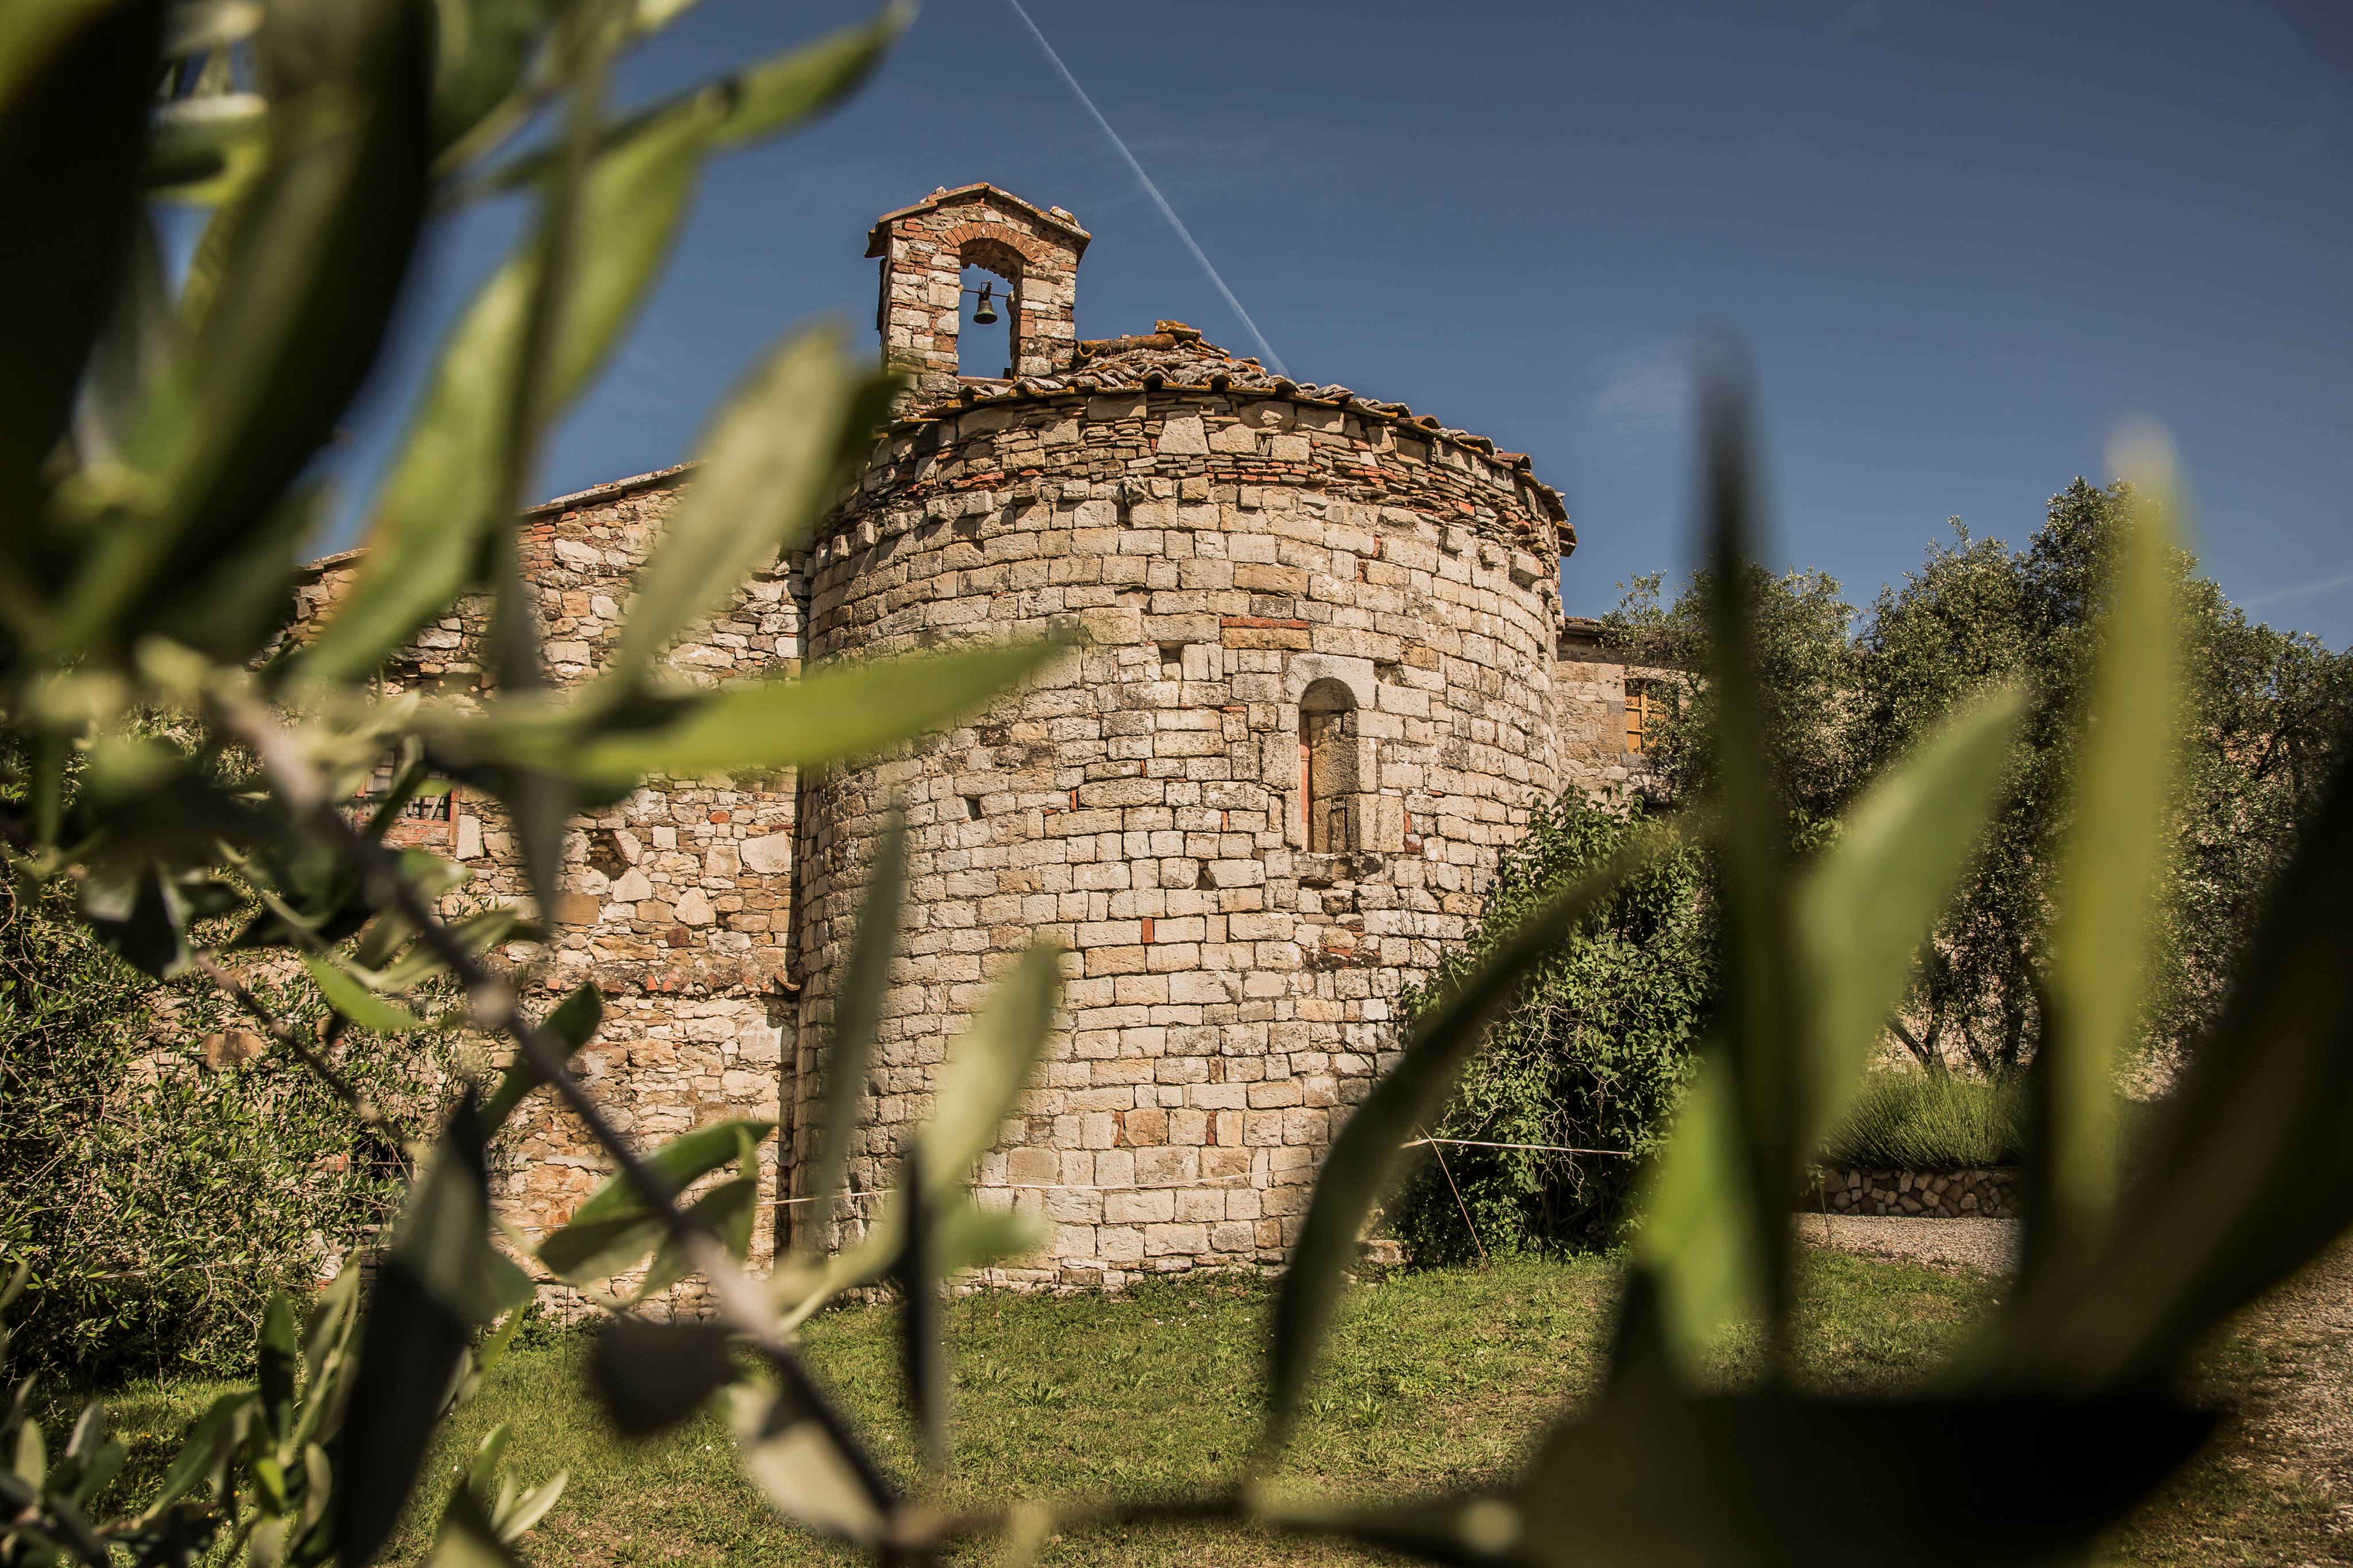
[1607,478,2353,1074]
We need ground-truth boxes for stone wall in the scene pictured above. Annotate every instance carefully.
[292,468,807,1287]
[789,374,1568,1287]
[1808,1166,2021,1219]
[1550,616,1670,800]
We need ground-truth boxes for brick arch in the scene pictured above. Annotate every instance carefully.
[956,235,1032,284]
[937,222,1049,271]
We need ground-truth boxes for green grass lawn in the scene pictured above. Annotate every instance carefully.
[89,1251,2346,1566]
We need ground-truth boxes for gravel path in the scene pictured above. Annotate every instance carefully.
[1796,1212,2020,1274]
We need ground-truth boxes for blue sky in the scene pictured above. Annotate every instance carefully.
[329,0,2353,644]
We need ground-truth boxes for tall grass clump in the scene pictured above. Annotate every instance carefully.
[1822,1071,2027,1171]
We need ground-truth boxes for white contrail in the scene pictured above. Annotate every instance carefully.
[2242,569,2353,611]
[1001,0,1289,377]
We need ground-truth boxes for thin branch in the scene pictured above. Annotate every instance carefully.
[1415,1122,1488,1268]
[213,693,884,1506]
[189,951,387,1131]
[1888,1017,1942,1076]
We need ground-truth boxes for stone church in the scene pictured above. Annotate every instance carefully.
[298,184,1664,1290]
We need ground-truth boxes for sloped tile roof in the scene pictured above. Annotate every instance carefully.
[893,322,1568,526]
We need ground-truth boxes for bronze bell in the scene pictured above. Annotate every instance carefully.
[972,283,998,325]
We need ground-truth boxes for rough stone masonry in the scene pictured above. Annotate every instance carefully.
[293,183,1671,1298]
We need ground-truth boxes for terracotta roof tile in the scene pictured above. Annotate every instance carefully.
[888,327,1569,524]
[864,182,1092,258]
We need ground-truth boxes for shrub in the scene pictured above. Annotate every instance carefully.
[1819,1071,2027,1171]
[1388,792,1716,1264]
[0,879,445,1384]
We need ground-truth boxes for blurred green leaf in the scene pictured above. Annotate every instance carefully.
[292,1267,361,1451]
[773,951,1058,1325]
[375,907,527,991]
[141,90,269,199]
[422,1489,523,1568]
[480,983,602,1131]
[296,82,722,686]
[466,1423,511,1496]
[798,815,905,1254]
[678,1170,759,1275]
[70,209,175,470]
[898,1144,945,1471]
[256,1294,298,1443]
[537,1119,772,1284]
[59,0,436,662]
[632,1167,759,1302]
[160,0,261,58]
[570,1118,774,1227]
[707,1,909,150]
[340,1100,519,1566]
[419,638,1065,801]
[1690,372,1807,1366]
[0,0,161,561]
[731,1383,891,1546]
[1985,738,2353,1390]
[462,3,907,195]
[493,1467,566,1543]
[611,326,889,675]
[392,1102,535,1327]
[1266,830,1668,1440]
[916,944,1059,1190]
[778,1189,1043,1333]
[1638,688,2024,1364]
[1800,687,2023,1105]
[931,1202,1041,1275]
[146,1391,252,1511]
[2040,451,2181,1250]
[1289,1390,2210,1568]
[79,859,241,979]
[429,0,546,152]
[592,1319,736,1437]
[497,761,575,942]
[302,952,427,1034]
[576,640,1069,791]
[532,1208,668,1291]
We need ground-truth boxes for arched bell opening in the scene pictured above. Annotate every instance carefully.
[955,237,1027,381]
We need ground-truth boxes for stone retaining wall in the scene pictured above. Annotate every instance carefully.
[1808,1166,2020,1219]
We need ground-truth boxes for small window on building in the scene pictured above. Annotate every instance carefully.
[1625,679,1669,754]
[361,761,453,820]
[1299,678,1358,853]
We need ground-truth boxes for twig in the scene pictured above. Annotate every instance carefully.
[1416,1123,1488,1268]
[213,693,885,1509]
[189,951,386,1132]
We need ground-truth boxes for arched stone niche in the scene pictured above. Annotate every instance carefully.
[1283,656,1400,855]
